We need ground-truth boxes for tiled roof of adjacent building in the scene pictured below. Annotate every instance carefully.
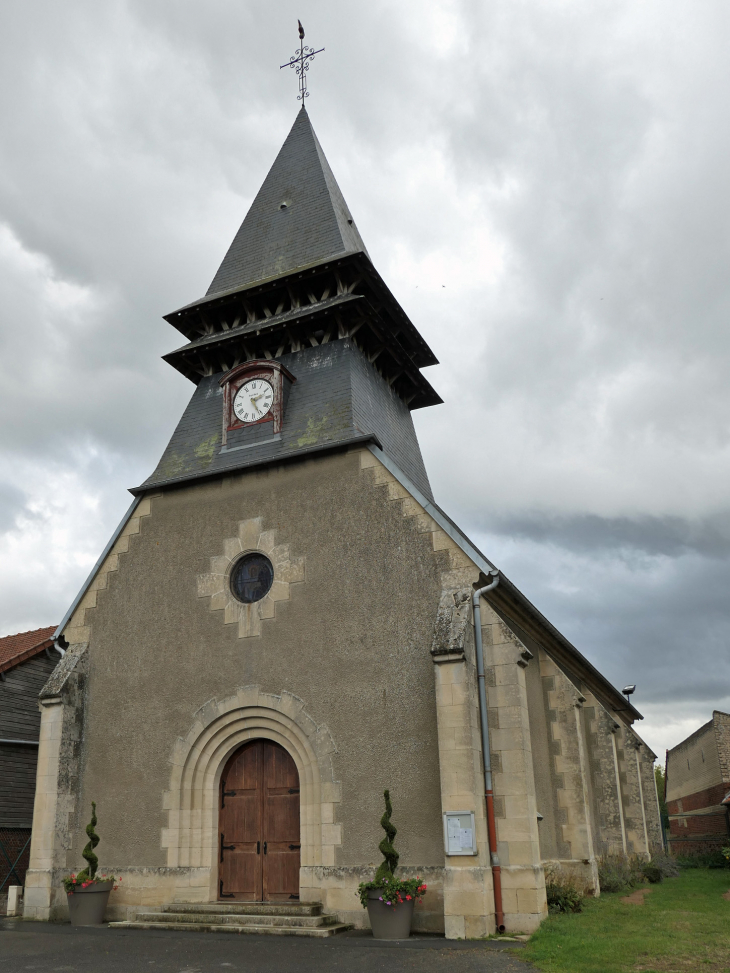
[0,625,57,674]
[206,107,368,299]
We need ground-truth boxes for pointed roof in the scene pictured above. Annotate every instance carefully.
[207,108,368,298]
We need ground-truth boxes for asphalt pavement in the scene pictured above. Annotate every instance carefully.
[0,919,535,973]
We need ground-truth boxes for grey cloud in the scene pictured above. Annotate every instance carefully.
[0,482,28,532]
[481,512,730,560]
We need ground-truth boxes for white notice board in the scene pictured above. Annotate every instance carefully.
[443,811,477,856]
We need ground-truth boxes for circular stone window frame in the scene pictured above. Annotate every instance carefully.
[197,516,305,639]
[228,550,275,605]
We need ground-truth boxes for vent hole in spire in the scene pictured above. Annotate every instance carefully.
[279,200,291,211]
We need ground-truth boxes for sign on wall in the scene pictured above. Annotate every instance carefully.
[443,811,477,856]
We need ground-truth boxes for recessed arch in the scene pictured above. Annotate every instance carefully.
[162,686,341,903]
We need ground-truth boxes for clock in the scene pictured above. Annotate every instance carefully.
[233,378,274,424]
[220,360,296,447]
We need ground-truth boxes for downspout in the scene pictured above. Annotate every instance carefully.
[472,571,505,933]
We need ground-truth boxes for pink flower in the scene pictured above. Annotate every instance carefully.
[406,895,412,901]
[386,901,391,906]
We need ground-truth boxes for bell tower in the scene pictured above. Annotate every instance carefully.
[134,108,441,499]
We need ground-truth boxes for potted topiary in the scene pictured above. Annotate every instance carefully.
[357,790,427,940]
[62,803,119,926]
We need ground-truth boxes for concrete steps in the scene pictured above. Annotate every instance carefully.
[109,901,351,938]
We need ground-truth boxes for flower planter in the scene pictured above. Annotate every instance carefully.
[366,888,415,940]
[67,881,114,926]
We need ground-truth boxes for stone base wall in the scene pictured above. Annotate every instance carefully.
[501,865,548,933]
[302,865,445,932]
[24,864,447,931]
[23,861,554,934]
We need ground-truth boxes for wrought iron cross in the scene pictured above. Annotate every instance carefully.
[280,21,324,103]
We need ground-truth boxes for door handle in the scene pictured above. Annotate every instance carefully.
[257,841,260,855]
[289,844,301,850]
[263,841,267,855]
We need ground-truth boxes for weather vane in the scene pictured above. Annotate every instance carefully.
[280,21,324,103]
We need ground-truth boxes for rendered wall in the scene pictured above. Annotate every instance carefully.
[27,448,454,927]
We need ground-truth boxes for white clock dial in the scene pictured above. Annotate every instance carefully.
[232,379,275,424]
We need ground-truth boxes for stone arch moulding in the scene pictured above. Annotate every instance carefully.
[162,686,341,904]
[197,516,305,638]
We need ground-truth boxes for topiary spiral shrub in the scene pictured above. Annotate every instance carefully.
[375,790,399,882]
[357,789,428,909]
[77,801,100,882]
[62,802,119,894]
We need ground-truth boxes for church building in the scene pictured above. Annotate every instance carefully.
[24,106,662,937]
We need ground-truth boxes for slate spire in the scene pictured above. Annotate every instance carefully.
[207,108,369,298]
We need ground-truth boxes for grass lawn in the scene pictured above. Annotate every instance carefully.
[520,868,730,972]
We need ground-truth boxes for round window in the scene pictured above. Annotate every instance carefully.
[230,553,274,604]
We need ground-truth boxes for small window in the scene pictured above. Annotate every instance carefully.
[230,553,274,604]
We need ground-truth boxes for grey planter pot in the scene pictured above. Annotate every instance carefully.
[366,888,415,940]
[66,881,114,926]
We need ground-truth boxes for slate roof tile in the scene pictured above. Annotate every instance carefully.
[207,108,368,297]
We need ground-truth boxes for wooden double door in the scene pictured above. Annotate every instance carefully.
[218,740,300,901]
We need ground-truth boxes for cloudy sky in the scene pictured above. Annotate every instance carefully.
[1,0,729,760]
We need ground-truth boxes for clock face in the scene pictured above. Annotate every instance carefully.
[232,378,275,424]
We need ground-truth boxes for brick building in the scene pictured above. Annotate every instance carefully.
[665,711,730,854]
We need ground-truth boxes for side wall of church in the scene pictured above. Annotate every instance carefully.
[521,649,662,891]
[525,650,599,894]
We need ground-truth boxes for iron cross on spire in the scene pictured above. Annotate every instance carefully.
[280,20,324,103]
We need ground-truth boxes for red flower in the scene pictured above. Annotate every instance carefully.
[406,895,412,900]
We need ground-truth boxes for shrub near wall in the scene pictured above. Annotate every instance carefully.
[545,866,584,914]
[597,853,680,893]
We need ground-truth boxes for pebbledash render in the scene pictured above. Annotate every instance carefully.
[24,108,662,936]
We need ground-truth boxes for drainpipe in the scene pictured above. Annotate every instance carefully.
[472,570,505,933]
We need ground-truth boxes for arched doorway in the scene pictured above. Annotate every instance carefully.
[218,739,300,901]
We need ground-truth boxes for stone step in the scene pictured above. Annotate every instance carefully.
[161,902,321,917]
[136,911,338,928]
[108,920,352,938]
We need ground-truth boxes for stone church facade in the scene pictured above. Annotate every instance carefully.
[24,108,662,936]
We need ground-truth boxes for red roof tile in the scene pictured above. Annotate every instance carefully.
[0,625,58,674]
